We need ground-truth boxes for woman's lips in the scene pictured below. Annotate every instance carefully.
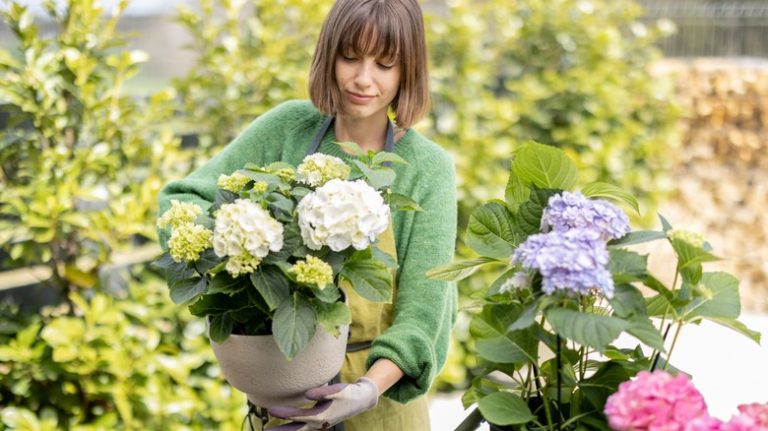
[346,91,374,104]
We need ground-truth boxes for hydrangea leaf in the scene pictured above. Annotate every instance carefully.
[426,257,499,282]
[340,255,392,303]
[512,141,578,190]
[169,277,207,305]
[624,315,665,351]
[250,266,290,311]
[581,182,639,214]
[470,304,538,364]
[608,230,666,247]
[386,192,423,212]
[608,284,647,318]
[467,201,524,259]
[608,249,648,284]
[314,300,351,338]
[516,187,560,234]
[209,314,234,343]
[273,294,317,360]
[207,272,244,295]
[504,168,530,213]
[546,307,629,352]
[706,317,761,344]
[478,392,535,426]
[682,272,740,322]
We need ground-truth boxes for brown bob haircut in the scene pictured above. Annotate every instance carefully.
[309,0,429,129]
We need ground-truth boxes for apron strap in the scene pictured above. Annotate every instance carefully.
[306,116,396,161]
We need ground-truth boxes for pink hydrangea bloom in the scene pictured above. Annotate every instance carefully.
[720,414,762,431]
[685,416,724,431]
[604,371,709,431]
[737,403,768,428]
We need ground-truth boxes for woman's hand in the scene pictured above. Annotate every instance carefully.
[266,377,379,430]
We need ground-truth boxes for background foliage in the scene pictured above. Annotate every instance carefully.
[0,0,681,427]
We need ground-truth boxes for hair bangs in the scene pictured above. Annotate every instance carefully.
[338,9,401,63]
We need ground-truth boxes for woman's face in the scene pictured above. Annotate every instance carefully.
[334,50,401,123]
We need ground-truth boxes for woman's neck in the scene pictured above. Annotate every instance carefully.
[334,114,388,152]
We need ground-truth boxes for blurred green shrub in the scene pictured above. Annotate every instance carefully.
[0,1,184,295]
[0,269,245,430]
[173,0,329,160]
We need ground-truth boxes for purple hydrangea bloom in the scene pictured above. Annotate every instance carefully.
[541,191,630,241]
[512,228,614,298]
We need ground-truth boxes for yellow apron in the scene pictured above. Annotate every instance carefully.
[338,220,431,431]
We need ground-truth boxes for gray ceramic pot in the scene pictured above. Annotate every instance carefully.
[210,324,349,409]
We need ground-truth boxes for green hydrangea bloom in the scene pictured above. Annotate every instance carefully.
[297,154,351,187]
[217,172,251,193]
[225,253,261,277]
[272,168,296,183]
[168,222,213,262]
[667,229,705,248]
[251,181,269,194]
[290,255,334,289]
[157,200,203,229]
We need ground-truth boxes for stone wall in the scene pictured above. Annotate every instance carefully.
[650,58,768,311]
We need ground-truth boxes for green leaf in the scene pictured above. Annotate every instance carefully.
[608,284,647,318]
[546,307,629,352]
[624,315,665,351]
[504,168,530,213]
[516,187,560,234]
[189,293,239,316]
[264,223,302,264]
[512,141,578,190]
[466,201,523,259]
[207,272,245,295]
[387,192,423,212]
[336,141,365,157]
[195,248,224,274]
[707,317,761,344]
[371,246,398,270]
[426,257,499,281]
[315,301,351,337]
[239,170,282,186]
[683,272,740,322]
[151,253,176,270]
[507,297,541,331]
[351,160,395,190]
[169,277,207,304]
[670,238,720,271]
[609,249,647,284]
[340,253,393,302]
[372,151,407,166]
[266,192,295,219]
[581,182,639,213]
[273,294,317,360]
[658,214,673,232]
[250,266,290,311]
[209,314,235,343]
[608,230,666,247]
[470,304,538,364]
[478,392,535,426]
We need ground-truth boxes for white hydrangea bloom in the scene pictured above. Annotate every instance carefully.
[297,179,389,251]
[297,154,351,187]
[213,199,284,273]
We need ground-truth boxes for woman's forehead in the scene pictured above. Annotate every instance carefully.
[337,17,401,59]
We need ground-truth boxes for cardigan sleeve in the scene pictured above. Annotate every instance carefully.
[364,146,458,403]
[156,101,298,251]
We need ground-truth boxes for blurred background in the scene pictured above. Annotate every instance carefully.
[1,0,766,429]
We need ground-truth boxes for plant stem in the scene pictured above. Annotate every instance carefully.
[650,323,673,371]
[556,334,562,431]
[532,364,554,431]
[663,322,685,370]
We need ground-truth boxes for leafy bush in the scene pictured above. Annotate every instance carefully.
[0,269,246,430]
[0,1,183,295]
[173,0,328,160]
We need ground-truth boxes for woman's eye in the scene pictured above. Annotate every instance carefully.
[341,55,358,62]
[377,62,395,70]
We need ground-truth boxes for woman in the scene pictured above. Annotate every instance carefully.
[157,0,457,429]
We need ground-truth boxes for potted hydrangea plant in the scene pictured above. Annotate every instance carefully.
[429,141,761,430]
[154,146,419,408]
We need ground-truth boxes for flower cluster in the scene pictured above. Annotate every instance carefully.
[297,179,389,251]
[297,154,351,187]
[541,191,630,240]
[512,228,614,298]
[604,371,708,431]
[217,172,251,193]
[157,200,202,229]
[668,229,706,248]
[168,223,213,263]
[605,371,768,431]
[290,255,334,289]
[212,199,284,276]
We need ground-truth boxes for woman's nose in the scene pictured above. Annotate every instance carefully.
[353,60,374,87]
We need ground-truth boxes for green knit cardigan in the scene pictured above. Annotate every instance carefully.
[157,100,457,403]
